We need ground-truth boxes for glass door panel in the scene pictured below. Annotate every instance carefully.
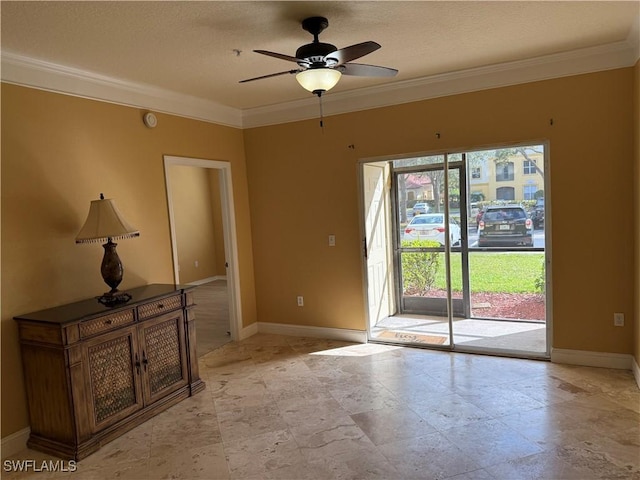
[454,145,547,355]
[387,163,464,347]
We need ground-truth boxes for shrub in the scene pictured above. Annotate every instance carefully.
[401,240,441,294]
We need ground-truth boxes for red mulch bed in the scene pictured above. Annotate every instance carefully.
[407,289,546,321]
[469,292,545,321]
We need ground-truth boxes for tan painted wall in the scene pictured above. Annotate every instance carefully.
[245,68,636,354]
[168,165,225,284]
[634,59,640,369]
[0,83,257,437]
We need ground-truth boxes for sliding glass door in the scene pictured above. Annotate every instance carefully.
[363,144,548,358]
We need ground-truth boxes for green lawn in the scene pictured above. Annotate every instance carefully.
[432,252,544,293]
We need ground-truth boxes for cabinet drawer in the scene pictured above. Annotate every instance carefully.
[137,295,183,319]
[80,309,135,338]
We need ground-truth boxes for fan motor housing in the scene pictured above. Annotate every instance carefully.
[296,42,337,65]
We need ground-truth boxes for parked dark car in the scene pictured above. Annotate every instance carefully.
[478,205,533,247]
[530,198,545,229]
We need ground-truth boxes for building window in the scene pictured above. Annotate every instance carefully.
[523,160,536,175]
[471,167,481,179]
[496,186,515,201]
[495,162,514,182]
[523,185,537,200]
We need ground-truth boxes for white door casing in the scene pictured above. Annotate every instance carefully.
[163,155,242,341]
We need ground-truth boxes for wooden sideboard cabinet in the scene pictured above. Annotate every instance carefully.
[14,284,205,460]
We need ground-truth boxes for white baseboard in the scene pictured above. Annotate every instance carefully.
[633,356,640,390]
[1,427,29,459]
[551,348,633,370]
[257,322,367,344]
[239,322,258,340]
[187,276,227,286]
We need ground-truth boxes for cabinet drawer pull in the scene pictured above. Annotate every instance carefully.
[79,309,134,338]
[137,296,182,319]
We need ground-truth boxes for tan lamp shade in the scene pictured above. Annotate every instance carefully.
[76,195,140,244]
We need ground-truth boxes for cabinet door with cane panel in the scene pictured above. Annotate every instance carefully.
[83,326,144,433]
[137,310,188,405]
[83,310,189,434]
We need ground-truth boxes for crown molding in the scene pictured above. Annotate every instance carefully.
[2,38,638,130]
[242,40,639,128]
[0,51,243,128]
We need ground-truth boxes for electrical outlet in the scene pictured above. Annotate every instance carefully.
[614,313,624,327]
[297,296,304,307]
[328,234,336,247]
[195,260,199,268]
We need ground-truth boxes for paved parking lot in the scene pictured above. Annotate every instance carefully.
[466,228,545,248]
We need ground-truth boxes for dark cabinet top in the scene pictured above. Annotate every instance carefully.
[14,284,194,325]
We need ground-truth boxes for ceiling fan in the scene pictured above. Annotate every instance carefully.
[239,16,398,97]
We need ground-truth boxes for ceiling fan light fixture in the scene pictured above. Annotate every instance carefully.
[296,68,341,95]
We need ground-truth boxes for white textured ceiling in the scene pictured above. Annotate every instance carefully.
[1,1,639,111]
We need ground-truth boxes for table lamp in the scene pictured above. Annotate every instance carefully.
[76,194,140,305]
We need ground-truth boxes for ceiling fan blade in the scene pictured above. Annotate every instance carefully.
[239,69,300,83]
[254,50,308,65]
[325,41,381,65]
[340,63,398,77]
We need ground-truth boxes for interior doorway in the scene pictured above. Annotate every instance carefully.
[163,155,242,356]
[361,145,550,358]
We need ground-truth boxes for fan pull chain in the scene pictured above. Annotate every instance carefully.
[318,93,325,132]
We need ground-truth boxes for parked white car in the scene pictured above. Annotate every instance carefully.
[412,202,429,215]
[403,213,462,246]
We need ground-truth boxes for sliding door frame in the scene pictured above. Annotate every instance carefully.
[359,141,552,359]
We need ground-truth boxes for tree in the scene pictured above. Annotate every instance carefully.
[395,155,464,215]
[495,147,544,179]
[426,169,444,212]
[396,157,436,220]
[398,177,408,223]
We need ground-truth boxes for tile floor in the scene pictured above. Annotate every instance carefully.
[193,280,232,356]
[3,334,639,480]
